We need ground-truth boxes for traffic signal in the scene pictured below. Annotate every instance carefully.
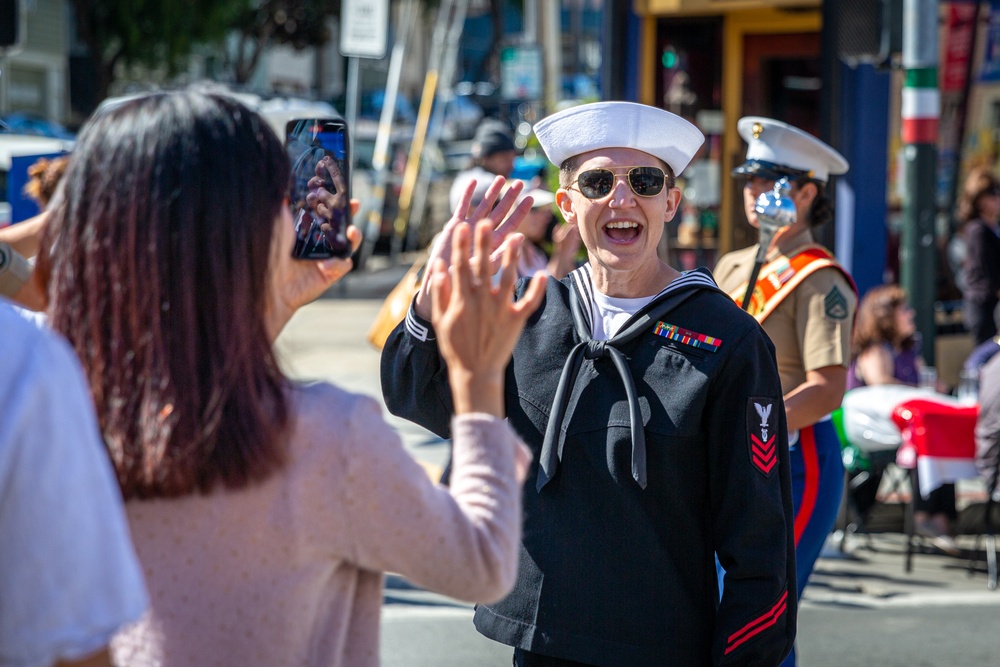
[662,46,679,70]
[0,0,22,50]
[834,0,903,67]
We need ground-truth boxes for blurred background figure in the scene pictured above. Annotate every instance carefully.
[964,309,1000,375]
[847,284,958,553]
[975,352,1000,504]
[448,119,518,212]
[23,155,70,209]
[0,155,70,310]
[849,285,921,390]
[514,186,580,280]
[955,167,1000,345]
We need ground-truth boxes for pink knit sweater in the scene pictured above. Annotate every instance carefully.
[111,382,529,666]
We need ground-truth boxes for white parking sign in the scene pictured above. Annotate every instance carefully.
[340,0,389,59]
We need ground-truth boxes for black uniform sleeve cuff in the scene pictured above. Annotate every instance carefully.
[405,301,436,342]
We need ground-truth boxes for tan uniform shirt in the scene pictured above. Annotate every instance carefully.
[713,228,856,394]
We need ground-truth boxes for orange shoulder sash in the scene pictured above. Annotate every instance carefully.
[727,245,852,323]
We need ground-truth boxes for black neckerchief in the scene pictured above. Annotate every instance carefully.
[537,266,721,491]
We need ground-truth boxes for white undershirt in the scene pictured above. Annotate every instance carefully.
[591,290,657,341]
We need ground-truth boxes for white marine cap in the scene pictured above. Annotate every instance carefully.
[533,101,705,176]
[734,116,848,183]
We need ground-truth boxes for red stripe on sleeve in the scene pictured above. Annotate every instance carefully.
[724,591,789,655]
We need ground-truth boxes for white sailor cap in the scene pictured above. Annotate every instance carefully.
[734,116,848,183]
[533,101,705,176]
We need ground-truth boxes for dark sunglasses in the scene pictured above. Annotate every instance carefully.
[569,166,672,199]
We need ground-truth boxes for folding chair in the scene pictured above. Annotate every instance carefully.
[833,405,908,549]
[891,398,997,588]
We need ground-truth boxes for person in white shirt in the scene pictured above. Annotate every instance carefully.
[448,120,518,212]
[0,299,148,667]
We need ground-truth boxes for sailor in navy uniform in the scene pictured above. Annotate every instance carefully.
[383,102,796,666]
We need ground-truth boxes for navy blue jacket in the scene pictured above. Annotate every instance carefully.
[381,267,796,666]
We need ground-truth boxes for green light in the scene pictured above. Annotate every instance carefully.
[662,48,677,69]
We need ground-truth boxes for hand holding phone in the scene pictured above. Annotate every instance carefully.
[287,118,353,260]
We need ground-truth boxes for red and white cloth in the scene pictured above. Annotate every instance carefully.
[891,398,980,498]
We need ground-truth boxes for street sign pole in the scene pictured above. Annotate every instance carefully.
[340,0,390,269]
[900,0,939,365]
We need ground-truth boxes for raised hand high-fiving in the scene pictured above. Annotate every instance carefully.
[430,219,547,417]
[414,175,534,320]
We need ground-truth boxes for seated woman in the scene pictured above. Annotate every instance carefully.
[848,284,958,553]
[38,89,546,666]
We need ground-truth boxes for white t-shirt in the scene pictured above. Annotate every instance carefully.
[590,291,657,341]
[0,301,148,667]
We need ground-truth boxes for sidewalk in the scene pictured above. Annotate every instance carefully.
[810,528,998,608]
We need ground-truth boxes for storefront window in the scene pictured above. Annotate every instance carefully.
[655,17,723,271]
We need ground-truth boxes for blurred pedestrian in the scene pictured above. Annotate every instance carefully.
[713,117,856,667]
[0,156,70,310]
[964,310,1000,374]
[849,285,921,390]
[975,352,1000,502]
[23,154,70,209]
[39,89,542,667]
[956,166,1000,345]
[448,119,518,211]
[384,101,795,666]
[0,299,148,667]
[847,284,958,554]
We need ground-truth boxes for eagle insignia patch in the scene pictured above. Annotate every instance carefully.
[747,397,778,477]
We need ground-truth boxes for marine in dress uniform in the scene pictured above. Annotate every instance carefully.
[382,102,796,666]
[713,117,857,667]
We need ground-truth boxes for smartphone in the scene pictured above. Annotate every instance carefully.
[286,117,353,259]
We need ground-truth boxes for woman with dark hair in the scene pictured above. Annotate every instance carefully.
[39,89,545,665]
[849,284,921,389]
[956,166,1000,345]
[847,284,958,553]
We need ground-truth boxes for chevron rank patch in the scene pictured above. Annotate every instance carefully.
[824,285,848,320]
[747,397,778,477]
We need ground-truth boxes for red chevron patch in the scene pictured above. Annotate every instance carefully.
[751,434,777,473]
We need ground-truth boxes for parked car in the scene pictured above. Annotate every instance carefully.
[0,113,76,140]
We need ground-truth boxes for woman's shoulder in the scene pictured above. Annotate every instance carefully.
[856,342,896,372]
[286,382,386,445]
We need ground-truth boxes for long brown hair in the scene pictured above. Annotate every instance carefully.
[42,91,290,499]
[851,284,914,359]
[957,166,1000,223]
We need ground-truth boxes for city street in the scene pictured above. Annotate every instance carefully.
[275,265,1000,666]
